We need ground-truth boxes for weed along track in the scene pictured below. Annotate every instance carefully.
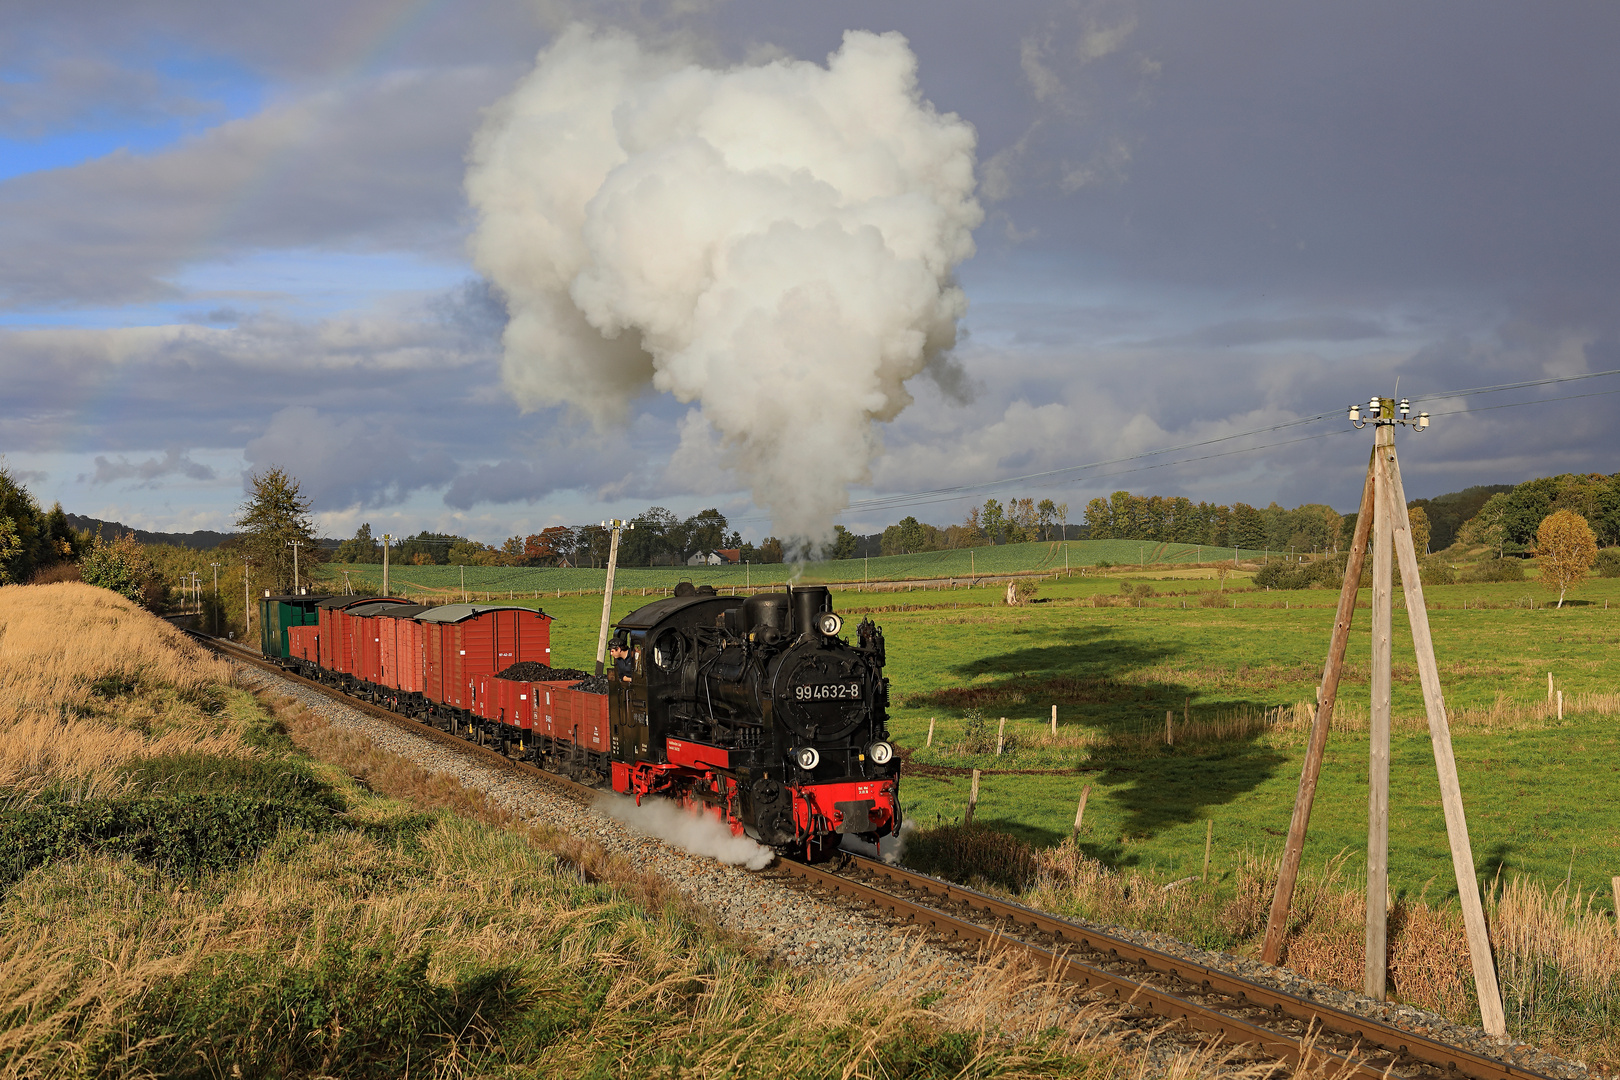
[192,632,1574,1080]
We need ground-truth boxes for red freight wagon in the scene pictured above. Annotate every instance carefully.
[288,624,320,665]
[314,597,408,679]
[481,676,539,730]
[538,683,610,752]
[371,605,427,692]
[346,602,405,686]
[416,604,553,713]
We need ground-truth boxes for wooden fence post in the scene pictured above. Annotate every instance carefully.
[1166,710,1174,746]
[997,717,1006,755]
[966,769,981,825]
[1557,690,1564,721]
[1549,672,1555,701]
[1051,705,1058,734]
[1203,819,1214,881]
[926,718,935,747]
[1073,784,1091,836]
[1612,877,1620,938]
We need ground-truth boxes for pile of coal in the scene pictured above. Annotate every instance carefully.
[495,661,594,682]
[569,674,612,695]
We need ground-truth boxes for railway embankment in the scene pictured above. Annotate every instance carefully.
[0,582,1206,1078]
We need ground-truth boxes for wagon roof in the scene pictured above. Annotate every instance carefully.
[414,603,551,624]
[347,602,412,617]
[372,604,429,619]
[316,595,411,610]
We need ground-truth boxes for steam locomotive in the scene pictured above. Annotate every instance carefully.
[262,581,900,861]
[610,582,900,859]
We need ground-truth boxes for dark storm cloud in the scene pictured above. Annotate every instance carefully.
[1143,315,1389,349]
[6,0,1620,533]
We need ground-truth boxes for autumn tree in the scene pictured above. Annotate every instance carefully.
[1408,505,1431,555]
[1536,510,1598,608]
[235,467,321,593]
[80,531,159,607]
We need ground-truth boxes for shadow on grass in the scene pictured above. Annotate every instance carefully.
[906,625,1290,867]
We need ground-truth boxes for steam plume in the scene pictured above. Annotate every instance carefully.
[466,27,981,545]
[598,794,775,870]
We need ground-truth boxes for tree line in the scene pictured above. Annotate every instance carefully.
[1084,492,1343,554]
[1455,472,1620,556]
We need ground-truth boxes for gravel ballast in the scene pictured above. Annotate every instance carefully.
[239,663,1588,1079]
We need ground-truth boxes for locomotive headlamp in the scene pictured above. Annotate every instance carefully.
[794,746,821,770]
[816,612,843,636]
[868,741,894,765]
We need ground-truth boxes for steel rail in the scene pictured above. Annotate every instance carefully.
[188,631,1550,1080]
[775,857,1551,1080]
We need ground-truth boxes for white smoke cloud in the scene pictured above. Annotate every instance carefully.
[465,26,982,547]
[597,794,775,870]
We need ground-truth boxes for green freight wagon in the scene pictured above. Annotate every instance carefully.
[258,593,331,660]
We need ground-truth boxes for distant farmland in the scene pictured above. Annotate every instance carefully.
[317,539,1258,597]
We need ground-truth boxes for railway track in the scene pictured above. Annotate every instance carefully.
[190,630,1558,1080]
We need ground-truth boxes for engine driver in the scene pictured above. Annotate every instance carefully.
[609,638,634,682]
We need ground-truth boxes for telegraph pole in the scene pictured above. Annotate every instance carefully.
[1260,396,1503,1036]
[594,519,633,675]
[243,557,253,640]
[381,534,392,596]
[209,562,220,635]
[286,539,305,593]
[460,564,466,603]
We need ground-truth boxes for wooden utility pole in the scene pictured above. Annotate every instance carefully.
[1262,449,1374,965]
[210,562,221,636]
[1367,421,1394,997]
[594,519,632,675]
[1260,396,1504,1036]
[381,534,392,596]
[286,540,305,593]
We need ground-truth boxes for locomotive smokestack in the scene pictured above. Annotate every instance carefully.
[466,27,982,550]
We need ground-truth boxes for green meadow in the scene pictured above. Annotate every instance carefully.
[517,566,1620,908]
[320,537,1248,598]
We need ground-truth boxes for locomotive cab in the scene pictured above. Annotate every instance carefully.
[608,582,899,858]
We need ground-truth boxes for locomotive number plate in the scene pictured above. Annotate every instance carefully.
[794,681,861,701]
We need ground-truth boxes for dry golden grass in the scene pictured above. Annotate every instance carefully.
[1029,839,1620,1065]
[1272,690,1620,736]
[0,583,246,799]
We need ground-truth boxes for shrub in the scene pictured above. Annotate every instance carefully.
[904,821,1038,892]
[959,709,992,754]
[1460,558,1527,583]
[1420,557,1456,585]
[0,789,343,886]
[1597,548,1620,578]
[78,531,158,607]
[1254,558,1344,589]
[1198,590,1228,607]
[88,939,532,1078]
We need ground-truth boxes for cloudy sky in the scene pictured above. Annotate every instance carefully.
[4,1,1618,544]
